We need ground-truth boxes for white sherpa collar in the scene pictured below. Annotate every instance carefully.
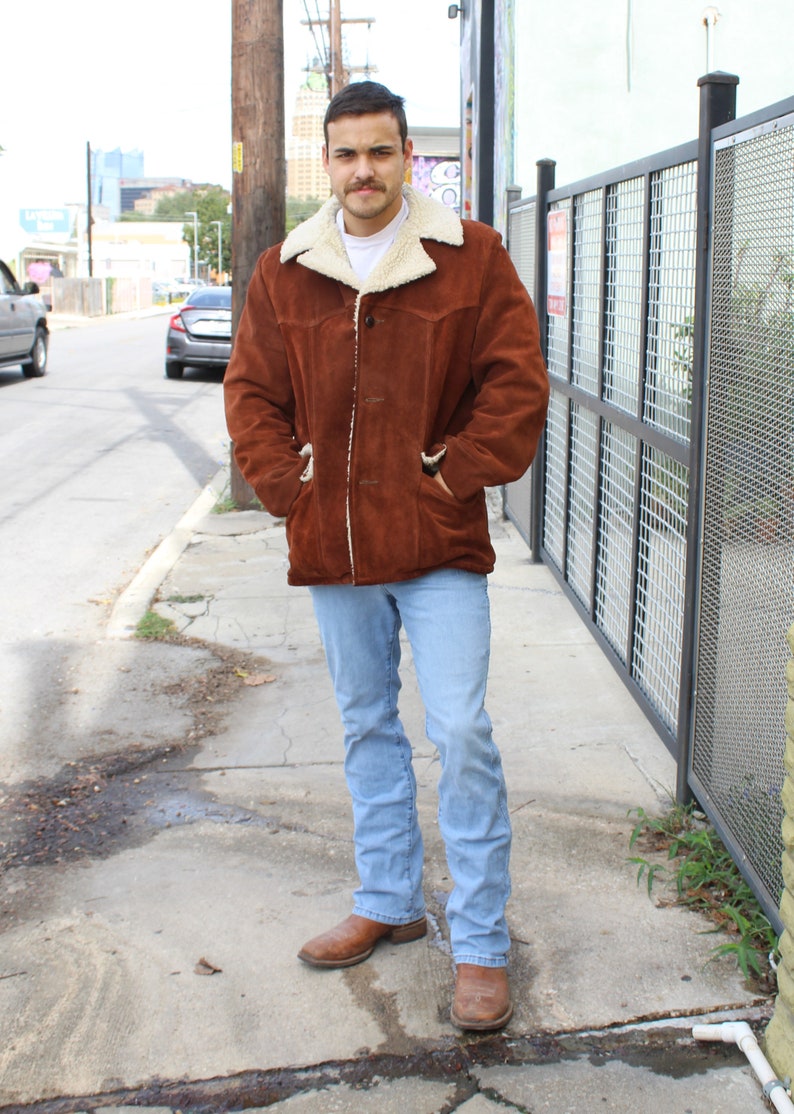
[280,184,463,293]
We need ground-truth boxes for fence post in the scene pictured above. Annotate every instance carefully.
[674,71,738,803]
[764,625,794,1082]
[672,69,739,802]
[529,158,555,563]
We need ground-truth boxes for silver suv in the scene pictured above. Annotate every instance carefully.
[0,258,48,377]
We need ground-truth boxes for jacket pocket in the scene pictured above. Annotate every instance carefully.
[285,480,326,580]
[417,474,490,570]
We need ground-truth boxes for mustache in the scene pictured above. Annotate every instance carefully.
[345,180,386,194]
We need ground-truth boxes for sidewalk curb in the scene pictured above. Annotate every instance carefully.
[49,305,174,330]
[106,466,228,639]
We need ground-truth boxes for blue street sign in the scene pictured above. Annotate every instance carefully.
[19,208,71,234]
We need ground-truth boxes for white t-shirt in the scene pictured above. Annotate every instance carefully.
[337,199,409,282]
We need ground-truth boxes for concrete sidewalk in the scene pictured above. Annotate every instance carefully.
[47,304,173,331]
[0,479,780,1112]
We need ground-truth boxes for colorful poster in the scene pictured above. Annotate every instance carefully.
[411,156,461,212]
[547,210,568,317]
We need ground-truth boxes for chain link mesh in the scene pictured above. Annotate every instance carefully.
[595,422,637,662]
[543,388,569,572]
[508,200,536,300]
[604,178,645,415]
[644,162,698,442]
[691,116,794,912]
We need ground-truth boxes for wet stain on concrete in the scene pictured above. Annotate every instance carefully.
[0,643,283,926]
[0,1022,757,1113]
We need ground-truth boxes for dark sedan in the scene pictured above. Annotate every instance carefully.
[165,286,232,379]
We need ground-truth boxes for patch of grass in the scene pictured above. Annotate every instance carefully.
[134,610,177,641]
[628,802,778,990]
[212,494,239,514]
[166,593,205,604]
[212,486,264,514]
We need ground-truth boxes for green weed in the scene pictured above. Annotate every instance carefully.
[212,494,239,514]
[627,802,778,991]
[134,610,177,641]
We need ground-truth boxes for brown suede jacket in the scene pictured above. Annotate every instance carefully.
[223,185,549,586]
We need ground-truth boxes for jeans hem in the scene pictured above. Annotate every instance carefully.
[353,904,426,926]
[454,954,508,969]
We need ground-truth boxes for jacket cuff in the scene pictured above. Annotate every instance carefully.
[421,443,447,475]
[299,442,314,482]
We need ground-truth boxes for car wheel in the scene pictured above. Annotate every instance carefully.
[22,326,48,378]
[165,361,184,379]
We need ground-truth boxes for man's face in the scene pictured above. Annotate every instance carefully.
[323,112,413,237]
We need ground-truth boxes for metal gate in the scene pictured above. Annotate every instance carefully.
[689,109,794,928]
[507,145,699,752]
[506,84,794,928]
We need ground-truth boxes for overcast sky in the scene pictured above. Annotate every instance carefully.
[2,0,460,213]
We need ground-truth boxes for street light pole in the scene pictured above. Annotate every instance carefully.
[212,220,223,283]
[185,211,198,281]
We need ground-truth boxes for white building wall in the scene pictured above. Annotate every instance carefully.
[514,0,794,194]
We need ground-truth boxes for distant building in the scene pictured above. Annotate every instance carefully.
[87,221,190,282]
[120,178,194,215]
[287,77,330,202]
[90,148,144,220]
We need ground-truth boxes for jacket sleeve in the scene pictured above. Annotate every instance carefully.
[223,251,305,517]
[438,232,550,502]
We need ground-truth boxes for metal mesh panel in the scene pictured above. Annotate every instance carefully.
[603,178,645,415]
[594,422,637,663]
[571,190,602,394]
[504,201,538,541]
[644,161,698,442]
[511,148,698,760]
[504,465,533,546]
[543,388,569,572]
[546,200,572,379]
[632,445,688,729]
[566,403,599,606]
[508,202,537,300]
[691,116,794,914]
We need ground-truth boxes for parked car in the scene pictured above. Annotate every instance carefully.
[165,285,232,379]
[0,258,49,377]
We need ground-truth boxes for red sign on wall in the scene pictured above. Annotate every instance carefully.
[547,210,568,317]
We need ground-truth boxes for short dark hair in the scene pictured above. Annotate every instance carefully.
[324,81,408,149]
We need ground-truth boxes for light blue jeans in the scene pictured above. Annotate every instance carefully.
[309,568,511,967]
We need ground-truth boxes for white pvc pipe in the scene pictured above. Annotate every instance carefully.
[692,1021,794,1113]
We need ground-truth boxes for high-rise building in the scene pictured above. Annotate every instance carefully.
[90,148,145,220]
[287,76,330,202]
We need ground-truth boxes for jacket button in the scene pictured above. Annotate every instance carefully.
[364,315,376,328]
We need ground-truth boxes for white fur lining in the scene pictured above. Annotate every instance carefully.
[280,185,463,292]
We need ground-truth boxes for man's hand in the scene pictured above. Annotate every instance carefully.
[433,470,454,497]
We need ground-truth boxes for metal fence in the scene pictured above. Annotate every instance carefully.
[689,105,794,928]
[507,142,698,748]
[506,78,794,930]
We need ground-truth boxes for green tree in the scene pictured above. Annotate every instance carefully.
[150,186,232,279]
[287,196,324,233]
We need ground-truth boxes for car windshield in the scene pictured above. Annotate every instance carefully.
[185,288,232,309]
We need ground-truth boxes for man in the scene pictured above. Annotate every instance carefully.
[224,81,548,1031]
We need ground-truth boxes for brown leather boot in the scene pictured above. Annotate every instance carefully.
[450,963,513,1031]
[298,913,427,968]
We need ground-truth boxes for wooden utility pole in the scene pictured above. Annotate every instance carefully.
[303,0,375,98]
[229,0,286,508]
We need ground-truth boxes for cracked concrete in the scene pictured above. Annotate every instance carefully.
[0,499,780,1112]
